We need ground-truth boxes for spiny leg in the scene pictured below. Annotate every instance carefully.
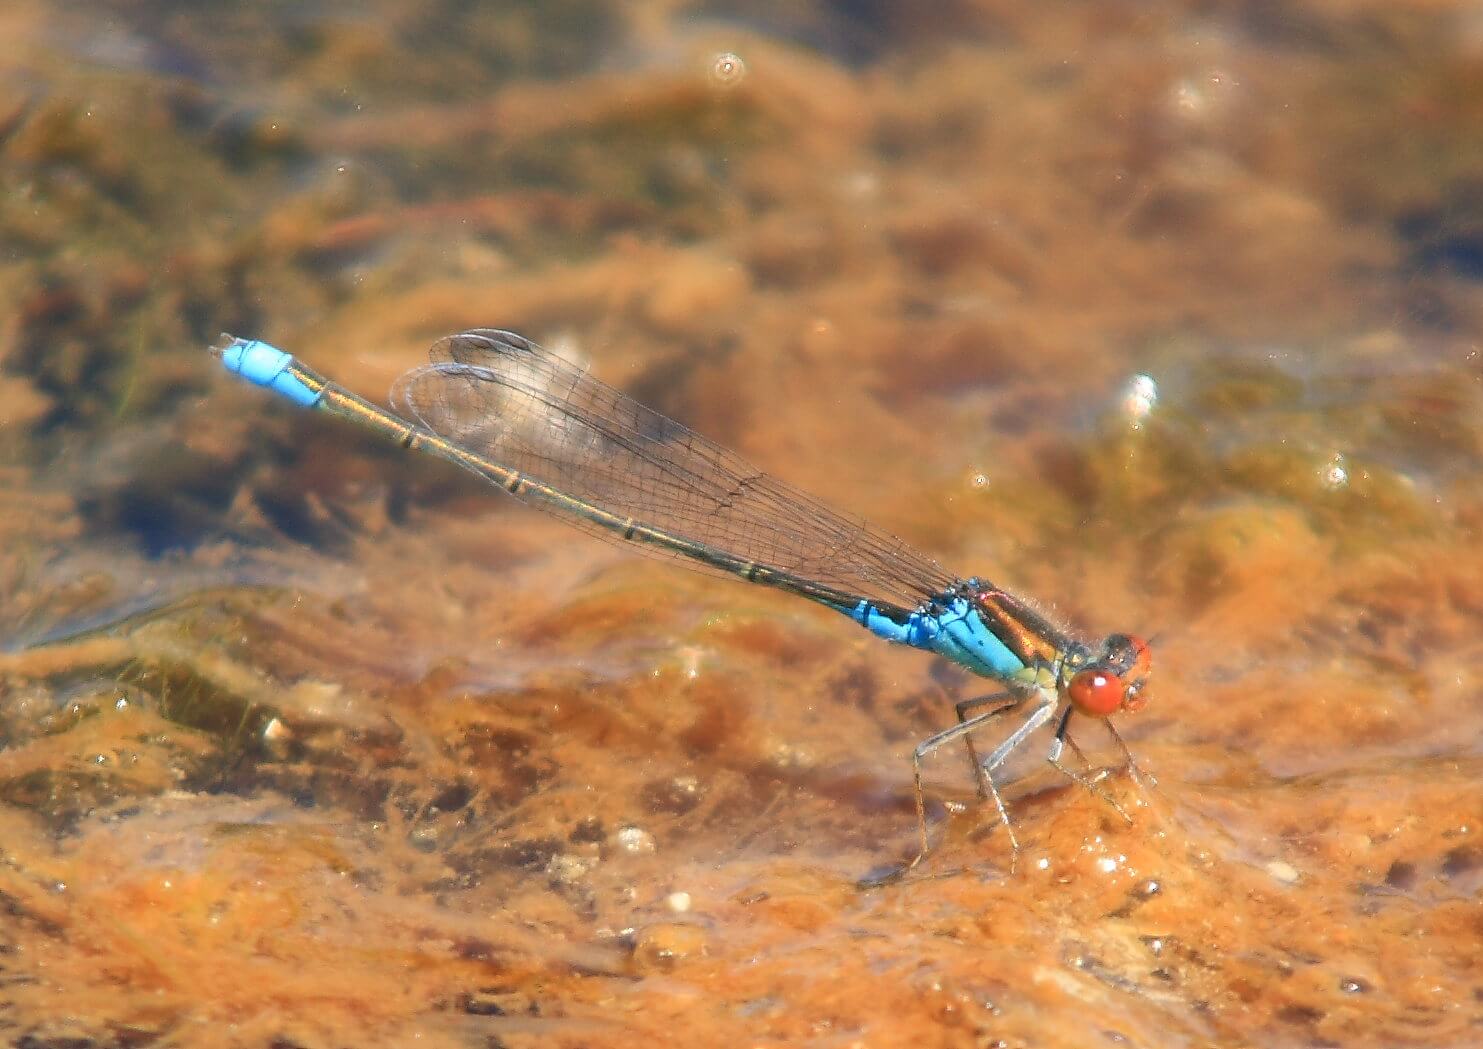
[909,708,1017,871]
[953,690,1023,800]
[1058,722,1157,797]
[977,695,1059,774]
[915,693,1061,873]
[1045,709,1133,825]
[1061,732,1094,771]
[1060,733,1117,788]
[1055,721,1155,808]
[1105,718,1158,798]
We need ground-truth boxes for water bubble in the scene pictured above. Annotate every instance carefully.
[1265,859,1300,884]
[1121,374,1158,427]
[616,826,656,854]
[710,52,746,88]
[1321,453,1349,490]
[675,644,705,679]
[1169,69,1238,123]
[1172,79,1202,114]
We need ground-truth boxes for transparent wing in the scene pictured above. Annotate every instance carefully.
[390,329,955,611]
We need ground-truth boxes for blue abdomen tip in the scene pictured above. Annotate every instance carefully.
[218,337,320,408]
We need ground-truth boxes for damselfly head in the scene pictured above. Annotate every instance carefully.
[1066,633,1152,718]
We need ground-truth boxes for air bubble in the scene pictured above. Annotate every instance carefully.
[710,52,746,88]
[1321,453,1349,490]
[1121,374,1158,427]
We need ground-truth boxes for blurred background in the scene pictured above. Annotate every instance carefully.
[1,2,1481,1046]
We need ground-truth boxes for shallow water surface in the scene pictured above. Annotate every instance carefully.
[2,2,1482,1046]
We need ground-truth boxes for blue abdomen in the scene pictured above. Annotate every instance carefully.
[841,596,1025,681]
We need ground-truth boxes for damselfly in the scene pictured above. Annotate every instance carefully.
[214,329,1153,869]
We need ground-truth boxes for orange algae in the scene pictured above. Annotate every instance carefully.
[2,1,1483,1047]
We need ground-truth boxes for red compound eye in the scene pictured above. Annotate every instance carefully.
[1068,668,1125,717]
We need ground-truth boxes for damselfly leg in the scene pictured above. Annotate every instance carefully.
[952,689,1024,800]
[908,690,1058,873]
[1046,708,1134,824]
